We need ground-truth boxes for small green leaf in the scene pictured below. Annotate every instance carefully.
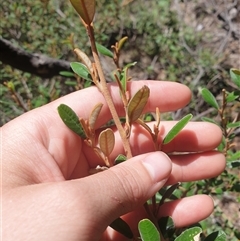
[175,227,202,241]
[201,117,218,125]
[65,80,77,86]
[114,154,127,165]
[70,62,92,82]
[120,62,137,92]
[127,85,150,123]
[118,36,128,50]
[60,71,75,77]
[84,79,92,88]
[109,217,133,239]
[214,187,223,195]
[144,113,154,122]
[57,104,86,138]
[74,48,93,73]
[226,91,239,102]
[230,68,240,88]
[138,219,160,241]
[217,137,225,152]
[99,128,115,157]
[227,151,240,162]
[5,81,15,92]
[200,88,219,110]
[96,43,114,58]
[163,114,193,144]
[69,0,95,25]
[227,121,240,128]
[204,230,227,241]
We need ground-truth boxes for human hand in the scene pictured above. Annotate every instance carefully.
[2,81,225,241]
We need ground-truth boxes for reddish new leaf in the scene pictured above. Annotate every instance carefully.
[69,0,95,25]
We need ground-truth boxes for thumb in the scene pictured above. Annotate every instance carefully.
[71,151,172,237]
[3,152,172,241]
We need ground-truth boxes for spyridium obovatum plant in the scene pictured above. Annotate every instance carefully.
[57,0,239,240]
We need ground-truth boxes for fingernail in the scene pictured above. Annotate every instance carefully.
[142,152,172,183]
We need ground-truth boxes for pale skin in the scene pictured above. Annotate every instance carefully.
[2,81,225,241]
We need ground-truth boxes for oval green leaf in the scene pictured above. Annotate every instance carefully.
[201,117,218,125]
[175,227,202,241]
[99,128,115,157]
[59,71,75,77]
[227,121,240,128]
[138,219,160,241]
[96,43,114,58]
[69,0,95,25]
[200,88,219,110]
[109,217,133,239]
[227,151,240,162]
[57,104,86,138]
[204,230,227,241]
[74,48,93,73]
[65,80,78,86]
[230,68,240,88]
[163,114,193,145]
[127,85,150,123]
[70,62,92,82]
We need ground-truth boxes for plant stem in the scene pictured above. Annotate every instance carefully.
[220,89,230,156]
[86,23,163,237]
[87,24,132,159]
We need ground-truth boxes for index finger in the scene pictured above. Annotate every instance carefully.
[49,80,191,128]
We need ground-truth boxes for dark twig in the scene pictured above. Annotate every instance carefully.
[0,38,72,81]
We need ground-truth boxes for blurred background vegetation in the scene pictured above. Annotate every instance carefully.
[1,0,239,239]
